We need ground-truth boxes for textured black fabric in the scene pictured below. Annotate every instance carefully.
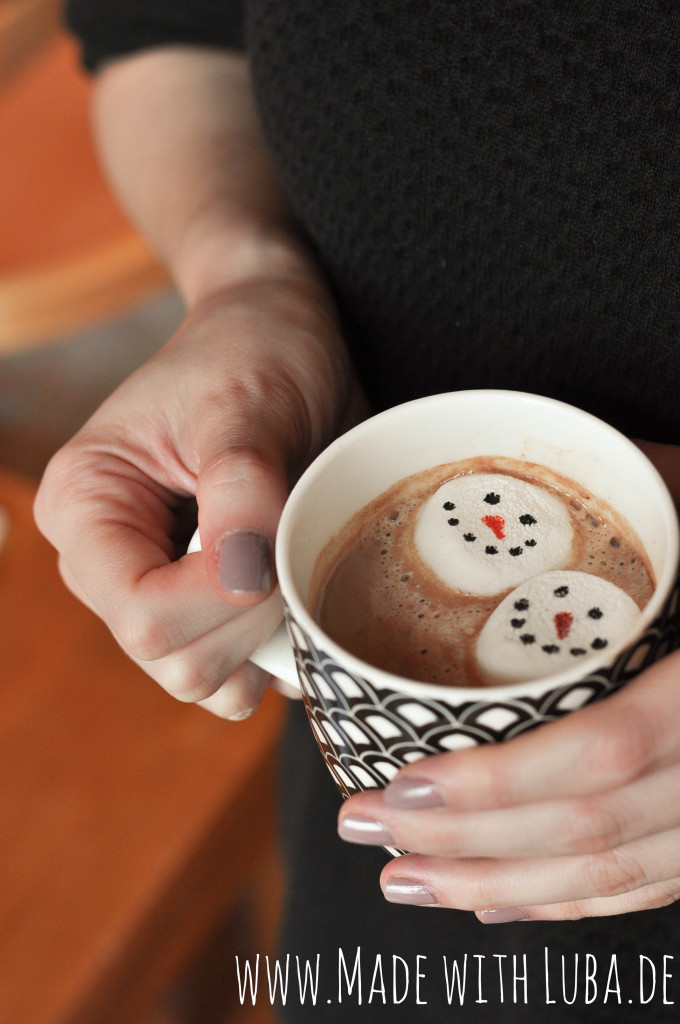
[247,0,680,443]
[65,0,244,70]
[65,3,680,1021]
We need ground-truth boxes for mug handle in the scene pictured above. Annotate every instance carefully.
[187,529,299,688]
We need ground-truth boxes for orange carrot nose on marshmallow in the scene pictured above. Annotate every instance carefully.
[481,515,505,540]
[554,611,574,639]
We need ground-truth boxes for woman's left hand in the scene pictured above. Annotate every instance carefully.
[337,439,680,921]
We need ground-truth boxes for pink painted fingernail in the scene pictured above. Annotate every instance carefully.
[383,878,440,906]
[384,777,444,809]
[219,531,272,593]
[479,907,528,924]
[338,814,395,846]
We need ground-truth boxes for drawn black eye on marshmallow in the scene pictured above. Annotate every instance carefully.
[476,570,641,684]
[414,474,573,595]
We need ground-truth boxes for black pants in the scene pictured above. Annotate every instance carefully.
[276,701,679,1023]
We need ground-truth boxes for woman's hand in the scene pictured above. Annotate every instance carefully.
[35,275,358,718]
[35,46,361,718]
[339,651,680,919]
[338,440,680,921]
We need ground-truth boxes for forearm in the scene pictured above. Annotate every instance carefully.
[94,46,315,307]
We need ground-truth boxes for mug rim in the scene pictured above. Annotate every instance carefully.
[276,390,680,702]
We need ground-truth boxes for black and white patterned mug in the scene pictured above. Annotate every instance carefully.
[195,391,680,801]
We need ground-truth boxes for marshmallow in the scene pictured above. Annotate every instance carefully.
[476,570,641,683]
[414,474,573,596]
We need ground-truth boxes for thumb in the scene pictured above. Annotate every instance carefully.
[196,444,290,606]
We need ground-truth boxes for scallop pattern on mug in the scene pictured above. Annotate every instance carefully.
[476,570,642,684]
[414,473,574,595]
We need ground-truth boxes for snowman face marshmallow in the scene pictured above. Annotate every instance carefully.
[476,570,641,683]
[414,473,574,596]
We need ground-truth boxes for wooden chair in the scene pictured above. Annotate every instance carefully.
[0,5,182,484]
[0,468,284,1024]
[0,7,170,352]
[0,0,61,87]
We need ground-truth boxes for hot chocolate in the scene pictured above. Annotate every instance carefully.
[310,456,655,687]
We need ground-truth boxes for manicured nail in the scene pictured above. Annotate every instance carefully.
[479,907,528,924]
[383,878,440,906]
[338,814,395,846]
[218,531,272,593]
[384,777,444,809]
[226,707,257,722]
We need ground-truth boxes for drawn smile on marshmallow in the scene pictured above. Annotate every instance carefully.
[415,474,574,595]
[476,570,641,683]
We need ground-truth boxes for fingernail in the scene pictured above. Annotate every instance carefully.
[383,878,440,906]
[479,907,528,924]
[218,531,272,593]
[226,707,257,722]
[338,814,395,846]
[384,777,444,809]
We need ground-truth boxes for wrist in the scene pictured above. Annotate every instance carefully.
[175,218,323,309]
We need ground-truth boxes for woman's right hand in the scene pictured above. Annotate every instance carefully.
[35,272,360,718]
[34,45,362,718]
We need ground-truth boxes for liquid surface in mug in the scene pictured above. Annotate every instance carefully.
[310,456,655,686]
